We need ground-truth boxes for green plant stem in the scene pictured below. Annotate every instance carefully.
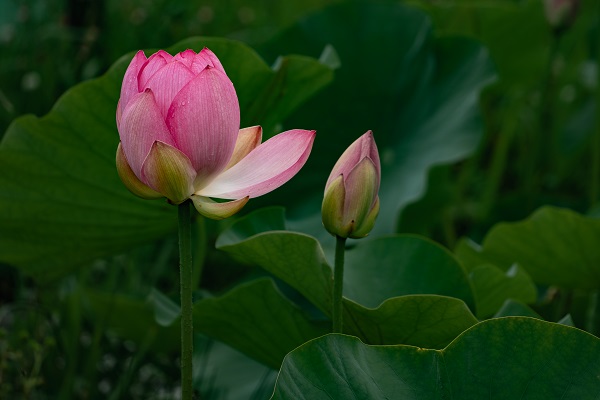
[179,201,194,400]
[539,35,560,167]
[332,236,347,333]
[480,114,518,220]
[525,33,559,211]
[586,291,600,335]
[591,0,600,207]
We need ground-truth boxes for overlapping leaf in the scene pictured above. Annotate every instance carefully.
[194,278,328,369]
[469,264,537,318]
[272,318,600,399]
[216,208,478,350]
[459,207,600,289]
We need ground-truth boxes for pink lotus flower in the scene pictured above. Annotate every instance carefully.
[322,131,380,239]
[115,48,315,219]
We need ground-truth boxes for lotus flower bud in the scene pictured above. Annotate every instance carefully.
[322,131,380,239]
[115,48,315,219]
[543,0,579,33]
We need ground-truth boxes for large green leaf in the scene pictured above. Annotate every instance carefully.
[494,299,543,319]
[454,237,493,272]
[218,230,332,315]
[342,295,477,349]
[257,1,496,236]
[469,264,537,318]
[194,278,328,369]
[217,208,478,349]
[344,235,476,311]
[272,318,600,399]
[0,37,333,281]
[463,207,600,289]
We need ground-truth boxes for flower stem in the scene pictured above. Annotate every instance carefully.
[332,235,347,333]
[591,0,600,207]
[178,200,194,400]
[525,33,559,211]
[586,291,600,336]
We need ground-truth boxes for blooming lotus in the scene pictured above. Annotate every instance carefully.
[116,48,315,219]
[322,131,380,238]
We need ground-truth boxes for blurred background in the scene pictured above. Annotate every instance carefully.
[1,0,598,399]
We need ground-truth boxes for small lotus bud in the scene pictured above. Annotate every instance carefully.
[322,131,380,239]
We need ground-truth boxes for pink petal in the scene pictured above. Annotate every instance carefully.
[225,126,262,170]
[118,89,176,178]
[326,131,380,191]
[144,61,195,118]
[191,47,225,74]
[197,129,316,199]
[166,67,240,182]
[137,50,173,91]
[173,49,197,68]
[117,50,147,126]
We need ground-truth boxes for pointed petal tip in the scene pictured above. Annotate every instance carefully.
[191,195,249,220]
[225,126,263,170]
[326,130,379,188]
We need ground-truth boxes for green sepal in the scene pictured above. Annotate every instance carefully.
[141,141,196,205]
[115,142,163,200]
[321,175,348,237]
[191,195,249,220]
[351,196,379,238]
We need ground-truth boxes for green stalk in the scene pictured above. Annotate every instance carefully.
[480,115,518,220]
[525,33,559,211]
[591,0,600,207]
[592,106,600,206]
[539,35,560,169]
[332,236,347,333]
[586,291,600,335]
[178,200,194,400]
